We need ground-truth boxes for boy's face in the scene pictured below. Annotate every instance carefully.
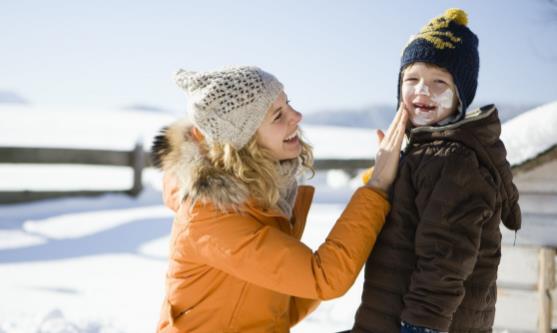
[401,62,459,127]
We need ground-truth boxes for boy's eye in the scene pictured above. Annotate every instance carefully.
[404,78,418,82]
[434,79,448,85]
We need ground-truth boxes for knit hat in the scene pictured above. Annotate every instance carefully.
[175,66,283,149]
[398,8,479,122]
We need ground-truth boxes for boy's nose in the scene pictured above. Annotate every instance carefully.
[415,80,430,96]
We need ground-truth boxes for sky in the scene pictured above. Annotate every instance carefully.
[2,0,557,114]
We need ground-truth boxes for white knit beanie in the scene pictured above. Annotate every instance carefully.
[175,66,284,149]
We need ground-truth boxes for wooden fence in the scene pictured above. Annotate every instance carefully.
[0,145,147,203]
[495,246,556,333]
[0,145,373,204]
[1,145,556,331]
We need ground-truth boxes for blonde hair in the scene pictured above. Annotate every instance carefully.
[201,133,314,210]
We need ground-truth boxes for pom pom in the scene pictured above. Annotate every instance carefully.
[444,8,468,26]
[174,69,198,91]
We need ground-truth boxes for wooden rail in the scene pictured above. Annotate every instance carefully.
[495,246,556,333]
[0,146,374,203]
[1,146,556,331]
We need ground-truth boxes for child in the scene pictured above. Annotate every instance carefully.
[152,66,408,332]
[350,9,521,333]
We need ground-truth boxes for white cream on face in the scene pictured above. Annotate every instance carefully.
[401,62,458,127]
[406,86,456,126]
[412,109,435,126]
[414,80,430,96]
[431,87,454,110]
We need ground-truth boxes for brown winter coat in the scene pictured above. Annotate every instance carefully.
[352,105,521,333]
[152,120,391,333]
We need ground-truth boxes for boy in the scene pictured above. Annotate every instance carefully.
[351,9,521,333]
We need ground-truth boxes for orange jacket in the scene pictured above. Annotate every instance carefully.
[153,121,391,332]
[158,183,389,333]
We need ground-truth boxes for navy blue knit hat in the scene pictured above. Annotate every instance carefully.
[398,8,479,122]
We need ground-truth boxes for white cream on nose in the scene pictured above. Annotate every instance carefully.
[414,80,430,96]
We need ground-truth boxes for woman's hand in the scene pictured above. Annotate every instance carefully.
[366,103,408,192]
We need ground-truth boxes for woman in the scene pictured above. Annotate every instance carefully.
[152,65,408,332]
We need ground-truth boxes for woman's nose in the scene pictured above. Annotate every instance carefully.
[290,109,302,124]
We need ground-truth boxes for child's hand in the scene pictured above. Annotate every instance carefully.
[366,103,408,192]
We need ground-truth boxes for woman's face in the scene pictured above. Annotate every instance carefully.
[256,91,303,161]
[401,62,459,126]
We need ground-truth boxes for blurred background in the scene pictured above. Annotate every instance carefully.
[1,1,557,332]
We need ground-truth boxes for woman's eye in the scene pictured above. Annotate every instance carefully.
[274,112,282,122]
[404,78,418,82]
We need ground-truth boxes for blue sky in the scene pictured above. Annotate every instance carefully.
[2,0,556,114]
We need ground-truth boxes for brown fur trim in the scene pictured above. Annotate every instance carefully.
[151,119,250,209]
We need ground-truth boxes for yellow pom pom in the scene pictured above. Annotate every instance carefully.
[444,8,468,26]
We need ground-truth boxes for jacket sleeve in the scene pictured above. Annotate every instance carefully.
[179,187,390,301]
[289,296,321,326]
[400,148,497,331]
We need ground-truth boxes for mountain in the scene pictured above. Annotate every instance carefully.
[303,103,540,129]
[122,104,175,114]
[304,105,395,129]
[0,91,28,104]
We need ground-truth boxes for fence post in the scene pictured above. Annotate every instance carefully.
[538,247,555,333]
[130,141,144,197]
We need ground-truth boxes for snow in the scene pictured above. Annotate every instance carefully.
[0,104,377,157]
[1,102,556,332]
[501,101,557,166]
[0,104,378,332]
[0,184,360,332]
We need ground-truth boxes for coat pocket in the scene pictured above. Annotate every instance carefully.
[165,299,193,326]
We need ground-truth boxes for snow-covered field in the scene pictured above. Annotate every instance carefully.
[0,186,362,333]
[0,104,377,332]
[1,102,556,332]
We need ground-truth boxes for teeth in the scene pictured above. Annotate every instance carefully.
[285,131,298,141]
[415,103,435,108]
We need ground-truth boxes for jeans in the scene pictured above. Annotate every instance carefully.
[400,321,444,333]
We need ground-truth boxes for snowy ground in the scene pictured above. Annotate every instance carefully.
[0,104,377,332]
[1,102,556,332]
[0,171,366,333]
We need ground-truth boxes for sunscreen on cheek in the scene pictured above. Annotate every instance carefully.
[431,88,454,110]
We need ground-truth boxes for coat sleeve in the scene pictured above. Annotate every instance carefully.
[400,148,497,331]
[179,186,390,301]
[289,296,321,326]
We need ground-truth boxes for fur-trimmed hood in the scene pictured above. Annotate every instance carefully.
[151,119,251,210]
[151,119,299,215]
